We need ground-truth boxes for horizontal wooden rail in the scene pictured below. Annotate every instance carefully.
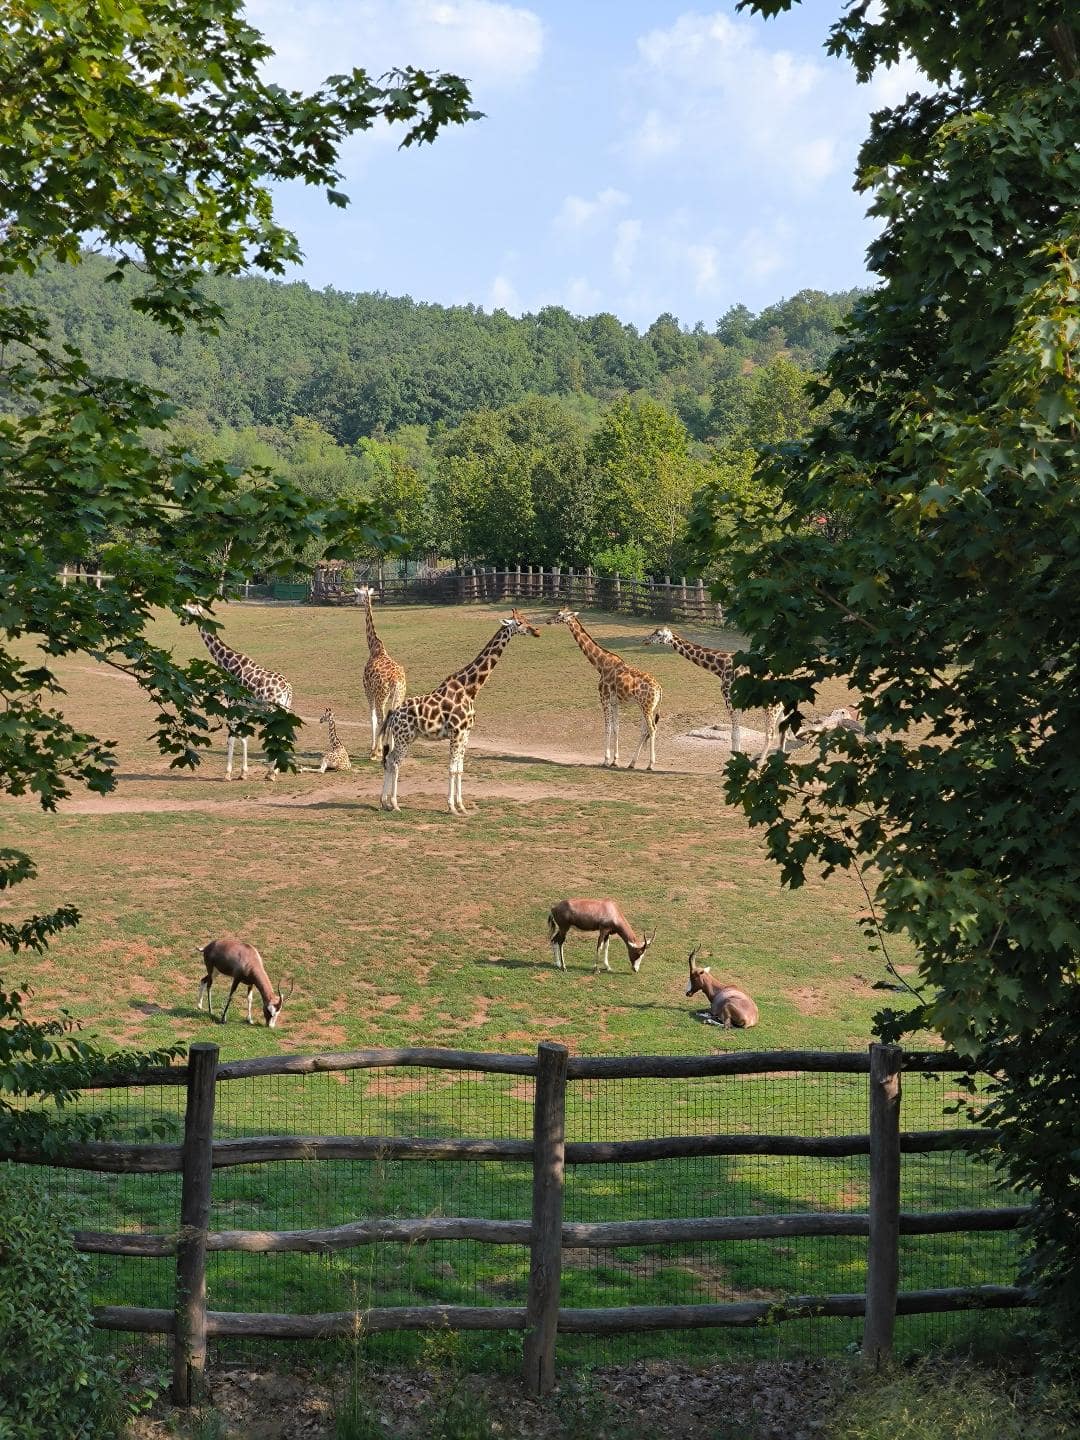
[6,1126,996,1174]
[94,1284,1033,1342]
[73,1205,1030,1259]
[79,1046,977,1091]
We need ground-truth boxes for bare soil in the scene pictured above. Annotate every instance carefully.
[126,1357,841,1440]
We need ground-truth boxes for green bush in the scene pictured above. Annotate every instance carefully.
[0,1165,125,1440]
[591,539,648,581]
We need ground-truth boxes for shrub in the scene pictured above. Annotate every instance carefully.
[0,1165,125,1440]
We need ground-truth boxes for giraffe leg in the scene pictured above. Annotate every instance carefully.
[647,710,658,770]
[369,705,381,761]
[224,733,235,780]
[448,735,469,815]
[381,739,405,811]
[240,736,250,779]
[627,712,649,770]
[729,706,742,756]
[610,706,620,768]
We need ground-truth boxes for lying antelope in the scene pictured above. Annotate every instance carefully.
[547,898,654,973]
[196,935,291,1027]
[686,949,758,1028]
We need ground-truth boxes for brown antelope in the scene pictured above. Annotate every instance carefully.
[686,948,758,1028]
[196,935,291,1027]
[547,899,654,973]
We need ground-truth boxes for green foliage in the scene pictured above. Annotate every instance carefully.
[591,538,648,581]
[702,0,1080,1336]
[0,1166,127,1439]
[0,978,183,1153]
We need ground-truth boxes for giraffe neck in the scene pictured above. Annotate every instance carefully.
[670,632,732,676]
[449,626,515,699]
[566,616,615,673]
[363,595,385,658]
[325,713,341,749]
[197,627,281,701]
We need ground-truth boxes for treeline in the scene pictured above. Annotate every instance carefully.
[14,256,857,574]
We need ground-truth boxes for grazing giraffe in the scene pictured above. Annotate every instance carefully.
[184,604,293,780]
[547,610,662,770]
[300,707,352,773]
[354,586,407,760]
[380,610,541,815]
[645,626,788,761]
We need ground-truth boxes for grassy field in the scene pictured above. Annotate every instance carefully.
[1,601,1020,1367]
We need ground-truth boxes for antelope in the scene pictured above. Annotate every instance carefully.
[196,935,291,1027]
[547,899,654,973]
[685,949,758,1028]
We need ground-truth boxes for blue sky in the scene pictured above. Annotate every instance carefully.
[248,1,922,330]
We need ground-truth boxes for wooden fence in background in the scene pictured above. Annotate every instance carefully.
[310,563,727,625]
[2,1043,1031,1403]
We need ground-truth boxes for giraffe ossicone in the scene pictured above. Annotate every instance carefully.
[548,610,662,770]
[379,609,540,816]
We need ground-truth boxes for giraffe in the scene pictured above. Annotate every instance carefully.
[645,626,789,762]
[379,609,541,815]
[547,610,662,770]
[299,707,352,773]
[354,586,407,760]
[184,605,293,780]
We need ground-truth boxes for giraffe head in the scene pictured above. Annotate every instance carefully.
[646,627,674,647]
[182,601,211,620]
[547,609,578,627]
[319,706,334,725]
[504,609,542,638]
[354,586,374,602]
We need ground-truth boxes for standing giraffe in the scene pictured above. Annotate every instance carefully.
[547,610,662,770]
[380,610,540,815]
[354,586,407,760]
[646,626,788,761]
[184,605,293,780]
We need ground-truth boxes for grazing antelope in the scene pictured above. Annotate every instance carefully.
[196,935,290,1027]
[547,899,654,973]
[685,949,758,1028]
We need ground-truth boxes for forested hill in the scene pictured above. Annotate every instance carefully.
[10,255,864,441]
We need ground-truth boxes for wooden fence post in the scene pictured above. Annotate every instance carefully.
[523,1040,569,1397]
[173,1042,219,1405]
[863,1042,902,1366]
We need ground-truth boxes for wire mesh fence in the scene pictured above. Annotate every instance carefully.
[20,1051,1025,1375]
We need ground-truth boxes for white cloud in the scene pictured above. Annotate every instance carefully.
[554,187,629,232]
[612,219,641,282]
[563,276,603,314]
[488,273,522,313]
[246,0,543,94]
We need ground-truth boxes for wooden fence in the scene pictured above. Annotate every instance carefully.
[310,564,727,625]
[3,1043,1031,1403]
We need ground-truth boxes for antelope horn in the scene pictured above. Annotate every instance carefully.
[688,946,700,968]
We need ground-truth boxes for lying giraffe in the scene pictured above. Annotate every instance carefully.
[184,604,293,780]
[299,707,352,773]
[380,610,540,815]
[547,610,662,770]
[354,586,406,760]
[646,626,788,761]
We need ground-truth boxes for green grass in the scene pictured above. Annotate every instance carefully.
[2,602,1021,1369]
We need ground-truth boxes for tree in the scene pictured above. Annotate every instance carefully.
[697,0,1080,1333]
[0,0,476,1112]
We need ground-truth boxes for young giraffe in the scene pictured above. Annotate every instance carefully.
[299,707,352,773]
[380,610,540,815]
[184,605,293,780]
[645,626,788,762]
[354,586,407,760]
[547,610,662,770]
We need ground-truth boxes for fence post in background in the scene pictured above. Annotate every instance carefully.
[612,572,621,611]
[695,577,706,620]
[679,576,689,615]
[172,1042,219,1406]
[585,566,594,606]
[514,564,522,598]
[863,1042,902,1366]
[552,564,561,599]
[523,1040,569,1397]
